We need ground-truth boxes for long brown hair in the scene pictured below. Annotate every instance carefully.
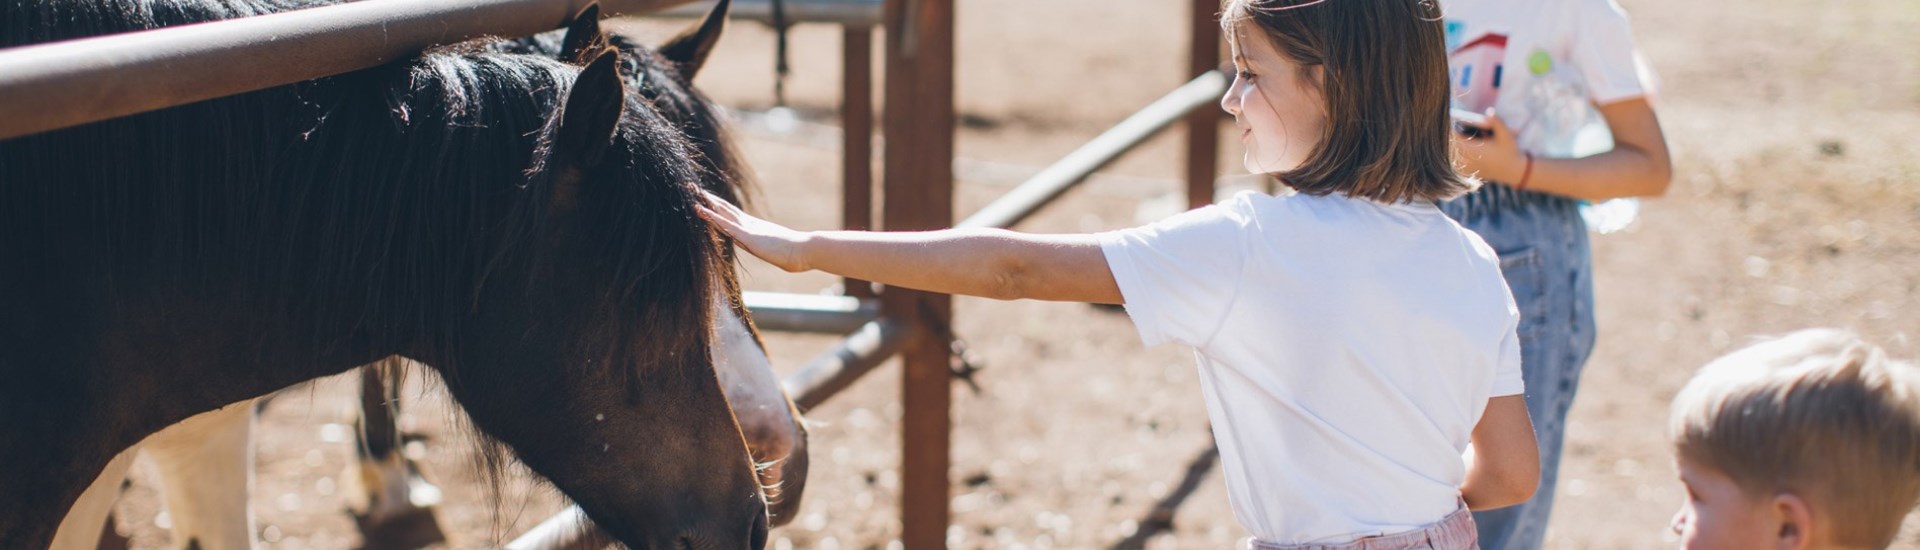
[1224,0,1473,203]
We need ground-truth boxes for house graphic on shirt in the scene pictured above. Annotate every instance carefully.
[1449,33,1508,113]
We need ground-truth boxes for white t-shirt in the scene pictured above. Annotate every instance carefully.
[1444,0,1654,158]
[1100,191,1523,544]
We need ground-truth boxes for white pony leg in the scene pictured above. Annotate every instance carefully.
[50,445,138,550]
[141,399,258,550]
[342,362,447,549]
[344,444,437,523]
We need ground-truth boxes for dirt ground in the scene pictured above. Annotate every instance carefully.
[102,0,1920,548]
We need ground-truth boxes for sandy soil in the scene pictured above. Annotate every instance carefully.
[101,0,1920,548]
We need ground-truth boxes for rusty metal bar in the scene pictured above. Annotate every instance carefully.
[840,25,877,299]
[957,71,1227,231]
[501,506,594,550]
[1185,0,1224,209]
[881,0,956,546]
[783,317,907,410]
[659,0,882,25]
[0,0,699,140]
[743,291,879,334]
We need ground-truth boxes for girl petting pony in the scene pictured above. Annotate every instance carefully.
[705,0,1537,548]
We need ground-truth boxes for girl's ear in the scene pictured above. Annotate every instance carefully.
[1772,493,1814,550]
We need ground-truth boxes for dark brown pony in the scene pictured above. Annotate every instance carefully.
[1,1,773,547]
[500,3,813,524]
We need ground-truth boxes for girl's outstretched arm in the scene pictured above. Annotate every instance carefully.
[698,192,1124,304]
[1461,395,1540,510]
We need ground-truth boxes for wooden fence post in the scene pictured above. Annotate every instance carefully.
[881,0,955,547]
[842,25,876,299]
[1185,0,1222,209]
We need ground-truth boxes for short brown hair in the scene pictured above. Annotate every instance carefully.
[1222,0,1473,203]
[1670,329,1920,548]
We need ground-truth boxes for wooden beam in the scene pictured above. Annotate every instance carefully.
[881,0,955,547]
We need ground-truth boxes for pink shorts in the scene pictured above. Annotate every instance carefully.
[1250,504,1478,550]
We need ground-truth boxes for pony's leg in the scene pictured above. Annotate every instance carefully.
[140,399,258,550]
[344,359,446,550]
[49,445,138,550]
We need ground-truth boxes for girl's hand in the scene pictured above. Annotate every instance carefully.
[696,191,812,272]
[1454,109,1527,185]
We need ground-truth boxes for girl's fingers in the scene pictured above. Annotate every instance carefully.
[697,190,743,218]
[697,205,744,237]
[1483,109,1516,142]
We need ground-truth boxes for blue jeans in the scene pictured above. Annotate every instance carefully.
[1440,183,1598,550]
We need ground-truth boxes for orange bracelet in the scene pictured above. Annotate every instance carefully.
[1516,152,1535,191]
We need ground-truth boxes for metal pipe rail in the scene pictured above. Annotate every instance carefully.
[0,0,700,140]
[783,317,906,409]
[957,70,1228,230]
[659,0,883,26]
[742,291,879,334]
[755,72,1234,417]
[501,507,596,550]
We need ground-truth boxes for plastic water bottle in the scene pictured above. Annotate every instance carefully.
[1522,62,1641,235]
[1579,197,1639,234]
[1565,115,1640,234]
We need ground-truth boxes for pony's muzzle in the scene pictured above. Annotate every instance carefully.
[665,501,768,550]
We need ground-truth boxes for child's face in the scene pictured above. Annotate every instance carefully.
[1672,456,1792,550]
[1221,21,1326,176]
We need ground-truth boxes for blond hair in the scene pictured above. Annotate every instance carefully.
[1670,329,1920,548]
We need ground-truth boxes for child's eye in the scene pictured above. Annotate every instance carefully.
[1237,70,1256,80]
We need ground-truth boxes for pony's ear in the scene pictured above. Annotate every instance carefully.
[559,3,610,65]
[556,49,625,167]
[658,0,729,80]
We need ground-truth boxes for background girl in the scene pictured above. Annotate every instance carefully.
[1444,0,1674,546]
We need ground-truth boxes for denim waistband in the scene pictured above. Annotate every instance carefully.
[1442,181,1579,221]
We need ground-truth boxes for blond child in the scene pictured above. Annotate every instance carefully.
[1669,329,1920,549]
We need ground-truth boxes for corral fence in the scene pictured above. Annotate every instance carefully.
[0,0,1227,547]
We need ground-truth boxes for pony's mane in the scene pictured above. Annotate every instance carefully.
[0,0,729,381]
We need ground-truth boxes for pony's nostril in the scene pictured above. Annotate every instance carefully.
[676,535,696,550]
[748,512,771,549]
